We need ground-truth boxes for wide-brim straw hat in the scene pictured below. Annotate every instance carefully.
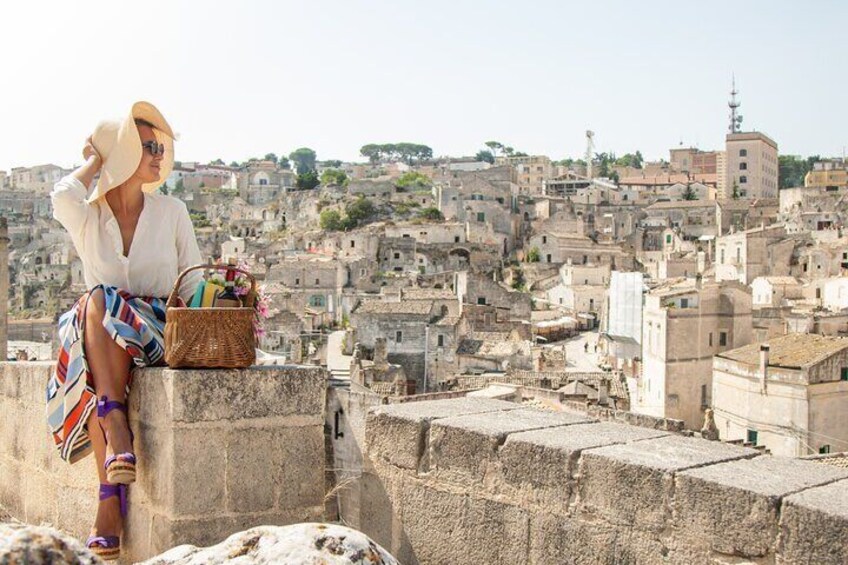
[87,101,175,203]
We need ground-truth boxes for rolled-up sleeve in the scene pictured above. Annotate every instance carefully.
[175,201,204,303]
[51,176,92,250]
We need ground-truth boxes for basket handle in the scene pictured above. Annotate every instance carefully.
[167,264,257,308]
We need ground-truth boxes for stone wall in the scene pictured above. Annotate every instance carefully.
[362,397,848,564]
[0,362,327,563]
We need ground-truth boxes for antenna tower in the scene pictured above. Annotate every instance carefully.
[728,76,743,133]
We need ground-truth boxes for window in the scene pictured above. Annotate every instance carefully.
[719,332,727,346]
[395,331,403,343]
[402,234,410,238]
[477,212,485,222]
[582,255,588,265]
[680,298,689,308]
[350,240,355,248]
[739,149,747,157]
[820,445,831,454]
[437,334,445,347]
[709,333,713,347]
[700,384,708,408]
[394,252,400,259]
[454,236,460,243]
[542,236,547,244]
[739,162,747,170]
[841,368,848,381]
[315,278,320,285]
[360,268,366,276]
[546,254,552,263]
[746,429,758,445]
[740,176,747,184]
[666,234,672,244]
[308,295,325,307]
[720,249,725,264]
[477,297,486,305]
[736,247,741,263]
[295,278,300,286]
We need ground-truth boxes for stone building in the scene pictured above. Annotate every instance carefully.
[635,278,752,430]
[0,218,8,358]
[750,276,803,308]
[526,232,633,270]
[494,155,552,195]
[643,200,718,240]
[713,334,848,456]
[804,158,847,188]
[715,224,792,284]
[725,132,779,199]
[715,198,779,236]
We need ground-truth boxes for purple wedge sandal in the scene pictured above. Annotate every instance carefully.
[86,483,127,561]
[98,395,137,484]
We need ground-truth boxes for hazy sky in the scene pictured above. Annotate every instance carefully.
[2,0,846,172]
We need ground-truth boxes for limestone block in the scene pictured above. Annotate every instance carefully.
[674,456,848,559]
[22,470,57,527]
[171,426,227,516]
[500,422,668,510]
[0,362,22,399]
[366,397,520,471]
[135,421,174,509]
[399,478,530,565]
[578,435,758,531]
[778,478,848,565]
[0,459,23,513]
[427,408,592,484]
[529,511,667,565]
[167,365,326,424]
[274,426,325,512]
[55,484,98,541]
[227,428,278,513]
[137,523,399,565]
[0,522,100,564]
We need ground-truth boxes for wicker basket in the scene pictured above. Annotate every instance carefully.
[164,264,257,369]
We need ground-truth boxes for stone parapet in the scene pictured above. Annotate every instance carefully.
[0,362,327,563]
[363,397,848,564]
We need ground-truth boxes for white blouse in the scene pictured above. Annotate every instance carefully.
[51,175,203,303]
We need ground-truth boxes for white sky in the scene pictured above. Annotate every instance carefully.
[1,0,846,172]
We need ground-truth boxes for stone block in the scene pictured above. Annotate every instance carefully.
[134,421,174,509]
[122,501,153,564]
[16,362,53,408]
[128,368,175,428]
[55,484,97,541]
[428,408,592,483]
[399,478,530,565]
[577,435,758,531]
[171,426,226,516]
[23,470,57,526]
[0,401,23,461]
[275,426,325,512]
[675,456,848,559]
[778,478,848,564]
[366,397,520,471]
[167,365,326,424]
[529,510,667,565]
[0,458,23,513]
[500,422,668,510]
[0,362,21,399]
[226,428,277,513]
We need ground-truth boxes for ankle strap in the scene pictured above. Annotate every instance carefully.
[97,396,128,419]
[99,483,128,517]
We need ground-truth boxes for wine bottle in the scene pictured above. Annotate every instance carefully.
[215,267,242,308]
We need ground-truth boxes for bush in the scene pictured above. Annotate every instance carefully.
[346,197,375,224]
[320,209,343,231]
[320,169,349,187]
[395,171,431,191]
[417,207,444,221]
[296,171,320,190]
[527,246,541,263]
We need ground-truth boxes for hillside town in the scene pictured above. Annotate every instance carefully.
[2,85,847,461]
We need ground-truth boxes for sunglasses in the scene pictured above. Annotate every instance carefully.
[141,141,166,156]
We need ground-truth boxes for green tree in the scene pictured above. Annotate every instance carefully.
[475,150,495,164]
[527,247,540,263]
[296,171,320,190]
[289,147,317,174]
[346,197,375,225]
[732,180,740,199]
[229,161,240,168]
[682,183,697,200]
[278,156,291,170]
[395,171,431,191]
[173,178,185,194]
[320,169,349,187]
[322,159,343,168]
[778,154,818,189]
[360,144,382,165]
[417,207,444,221]
[211,158,225,166]
[319,209,343,231]
[264,153,278,165]
[485,141,504,158]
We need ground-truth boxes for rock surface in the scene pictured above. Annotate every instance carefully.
[139,523,399,565]
[0,522,101,564]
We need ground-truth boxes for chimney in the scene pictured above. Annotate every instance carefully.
[759,344,769,394]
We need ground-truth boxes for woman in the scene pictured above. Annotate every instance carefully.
[46,101,202,560]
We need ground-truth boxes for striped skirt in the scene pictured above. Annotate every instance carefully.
[46,285,167,464]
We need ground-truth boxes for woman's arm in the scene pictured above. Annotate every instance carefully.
[52,138,102,245]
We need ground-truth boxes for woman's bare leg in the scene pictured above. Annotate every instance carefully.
[82,288,133,538]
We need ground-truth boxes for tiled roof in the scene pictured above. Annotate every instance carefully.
[646,200,715,210]
[718,333,848,369]
[354,300,434,315]
[402,288,456,300]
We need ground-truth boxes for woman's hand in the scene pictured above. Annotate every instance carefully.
[83,136,102,163]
